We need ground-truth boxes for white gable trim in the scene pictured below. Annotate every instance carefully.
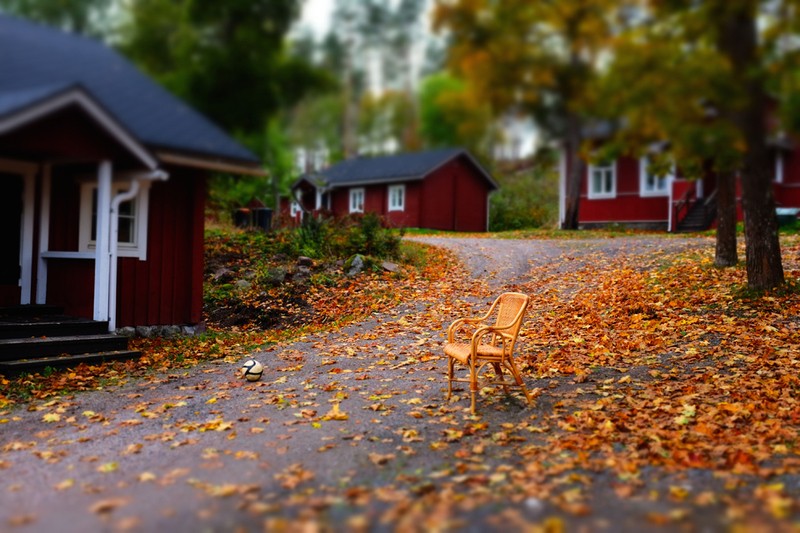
[0,86,158,170]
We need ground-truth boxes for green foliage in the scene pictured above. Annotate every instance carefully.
[283,212,403,261]
[489,155,560,231]
[344,212,403,259]
[0,0,112,36]
[418,72,494,156]
[118,0,332,146]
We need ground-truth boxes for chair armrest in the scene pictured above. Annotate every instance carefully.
[470,325,513,350]
[447,317,480,342]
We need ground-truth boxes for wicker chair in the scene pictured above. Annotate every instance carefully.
[444,292,534,414]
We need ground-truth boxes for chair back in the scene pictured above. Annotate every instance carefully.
[493,292,530,342]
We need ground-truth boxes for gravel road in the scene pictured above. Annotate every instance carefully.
[2,234,738,533]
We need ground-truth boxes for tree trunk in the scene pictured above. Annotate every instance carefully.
[714,170,738,267]
[562,113,583,230]
[716,2,784,289]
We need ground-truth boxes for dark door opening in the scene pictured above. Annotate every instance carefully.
[0,173,23,306]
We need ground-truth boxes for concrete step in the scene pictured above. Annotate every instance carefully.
[0,334,129,361]
[0,350,141,373]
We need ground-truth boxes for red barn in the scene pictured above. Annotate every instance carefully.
[559,140,799,231]
[0,15,262,332]
[290,149,498,232]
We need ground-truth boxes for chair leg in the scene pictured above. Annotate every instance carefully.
[506,358,534,405]
[446,357,454,400]
[469,361,478,414]
[492,362,509,393]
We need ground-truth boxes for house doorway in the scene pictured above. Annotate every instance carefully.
[0,173,23,306]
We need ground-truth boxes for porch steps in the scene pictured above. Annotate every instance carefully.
[0,350,141,372]
[0,306,141,373]
[676,199,716,232]
[0,318,109,339]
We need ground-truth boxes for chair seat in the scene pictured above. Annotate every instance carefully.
[444,342,504,364]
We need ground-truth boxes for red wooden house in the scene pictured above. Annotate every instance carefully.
[289,148,498,232]
[0,15,262,331]
[559,139,800,231]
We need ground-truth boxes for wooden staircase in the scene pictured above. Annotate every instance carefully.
[676,197,717,233]
[0,305,141,373]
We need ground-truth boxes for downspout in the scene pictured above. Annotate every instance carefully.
[107,169,168,331]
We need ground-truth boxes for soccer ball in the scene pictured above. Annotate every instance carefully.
[240,359,264,382]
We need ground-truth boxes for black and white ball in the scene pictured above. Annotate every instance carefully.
[240,359,264,381]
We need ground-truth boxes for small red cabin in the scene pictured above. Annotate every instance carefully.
[0,15,262,330]
[290,149,498,232]
[559,140,800,231]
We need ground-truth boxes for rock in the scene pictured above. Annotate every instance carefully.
[381,261,399,273]
[117,327,136,337]
[345,254,365,276]
[234,279,252,290]
[297,256,314,267]
[293,265,312,282]
[212,268,235,283]
[266,266,287,285]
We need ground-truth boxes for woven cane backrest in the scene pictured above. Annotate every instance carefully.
[493,292,529,343]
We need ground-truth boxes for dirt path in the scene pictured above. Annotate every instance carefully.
[6,234,786,533]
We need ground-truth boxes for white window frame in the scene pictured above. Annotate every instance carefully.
[639,157,673,197]
[588,160,617,199]
[349,187,365,213]
[387,184,405,212]
[79,181,150,260]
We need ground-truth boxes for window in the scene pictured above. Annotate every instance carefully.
[388,184,405,211]
[79,181,150,259]
[588,161,616,199]
[349,188,364,213]
[290,201,301,218]
[639,157,673,197]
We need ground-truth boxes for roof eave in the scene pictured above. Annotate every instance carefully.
[328,174,426,189]
[156,150,267,177]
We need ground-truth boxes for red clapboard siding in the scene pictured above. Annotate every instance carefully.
[420,163,455,230]
[115,169,207,327]
[420,158,489,232]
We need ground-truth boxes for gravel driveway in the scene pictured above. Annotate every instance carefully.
[1,235,728,533]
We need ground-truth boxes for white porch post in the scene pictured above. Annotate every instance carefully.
[19,166,36,304]
[36,164,51,304]
[93,160,112,322]
[315,188,322,210]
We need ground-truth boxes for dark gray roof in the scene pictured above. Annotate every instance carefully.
[310,148,497,189]
[0,14,259,165]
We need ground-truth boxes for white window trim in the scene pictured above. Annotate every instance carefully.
[79,180,150,260]
[587,160,617,199]
[775,152,784,184]
[639,157,673,197]
[387,184,405,212]
[349,187,365,213]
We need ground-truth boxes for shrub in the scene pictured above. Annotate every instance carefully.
[489,159,559,231]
